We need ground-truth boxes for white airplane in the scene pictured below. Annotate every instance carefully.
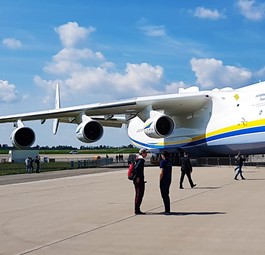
[1,81,265,157]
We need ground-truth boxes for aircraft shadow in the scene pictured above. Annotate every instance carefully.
[146,211,226,216]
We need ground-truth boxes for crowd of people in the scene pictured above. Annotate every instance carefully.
[132,149,196,215]
[25,156,40,173]
[115,154,124,162]
[132,149,246,216]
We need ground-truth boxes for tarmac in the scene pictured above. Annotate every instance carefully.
[0,165,265,255]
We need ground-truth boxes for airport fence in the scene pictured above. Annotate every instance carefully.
[192,156,265,167]
[64,156,265,169]
[69,158,114,168]
[1,154,265,171]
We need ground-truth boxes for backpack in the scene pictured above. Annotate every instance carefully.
[127,158,138,180]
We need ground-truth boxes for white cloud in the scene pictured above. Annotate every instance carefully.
[35,63,164,106]
[38,21,262,104]
[236,0,265,21]
[193,7,225,20]
[190,58,252,88]
[44,48,105,75]
[165,81,188,93]
[255,67,265,78]
[55,21,96,47]
[38,22,165,102]
[140,25,166,37]
[2,38,22,49]
[39,60,164,103]
[114,63,163,93]
[0,80,18,102]
[64,63,163,96]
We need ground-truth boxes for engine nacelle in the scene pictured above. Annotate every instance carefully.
[144,115,174,138]
[76,120,103,143]
[10,126,36,149]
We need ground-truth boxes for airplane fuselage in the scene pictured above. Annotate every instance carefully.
[127,82,265,156]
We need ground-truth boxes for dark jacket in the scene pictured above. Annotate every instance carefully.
[236,155,245,166]
[134,157,145,179]
[181,156,192,173]
[160,159,172,184]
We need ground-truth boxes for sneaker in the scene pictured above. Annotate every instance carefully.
[191,184,196,188]
[179,187,184,189]
[234,177,238,180]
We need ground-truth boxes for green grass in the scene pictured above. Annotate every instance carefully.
[0,161,74,176]
[0,148,138,155]
[0,148,138,175]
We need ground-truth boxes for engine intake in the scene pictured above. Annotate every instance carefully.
[10,127,36,149]
[76,120,103,143]
[144,115,174,138]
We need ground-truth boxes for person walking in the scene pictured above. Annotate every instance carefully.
[234,152,246,180]
[159,151,172,215]
[179,152,196,189]
[133,148,148,215]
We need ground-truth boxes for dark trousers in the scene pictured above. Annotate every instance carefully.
[180,171,194,188]
[134,179,145,213]
[235,165,244,179]
[160,182,170,213]
[36,165,40,173]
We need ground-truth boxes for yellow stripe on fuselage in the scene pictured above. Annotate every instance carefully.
[144,118,265,147]
[205,118,265,139]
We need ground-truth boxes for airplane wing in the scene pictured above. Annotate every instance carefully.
[0,99,138,126]
[0,92,209,125]
[0,90,210,149]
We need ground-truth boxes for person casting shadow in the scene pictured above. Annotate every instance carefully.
[179,152,196,189]
[159,151,172,215]
[133,148,148,215]
[234,151,246,180]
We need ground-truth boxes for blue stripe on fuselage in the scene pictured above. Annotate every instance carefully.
[129,125,265,149]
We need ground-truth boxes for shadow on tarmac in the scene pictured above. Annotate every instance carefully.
[146,211,226,216]
[190,186,221,189]
[241,178,265,181]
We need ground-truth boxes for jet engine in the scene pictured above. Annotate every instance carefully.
[144,115,174,138]
[76,119,103,143]
[10,126,36,149]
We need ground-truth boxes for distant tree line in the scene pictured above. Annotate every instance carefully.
[0,144,135,150]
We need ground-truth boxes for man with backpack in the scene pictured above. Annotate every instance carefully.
[133,148,148,215]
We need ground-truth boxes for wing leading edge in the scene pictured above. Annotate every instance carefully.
[0,90,210,149]
[0,92,210,125]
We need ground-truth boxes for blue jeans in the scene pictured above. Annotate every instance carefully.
[235,165,244,179]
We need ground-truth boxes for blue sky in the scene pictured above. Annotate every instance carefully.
[0,0,265,147]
